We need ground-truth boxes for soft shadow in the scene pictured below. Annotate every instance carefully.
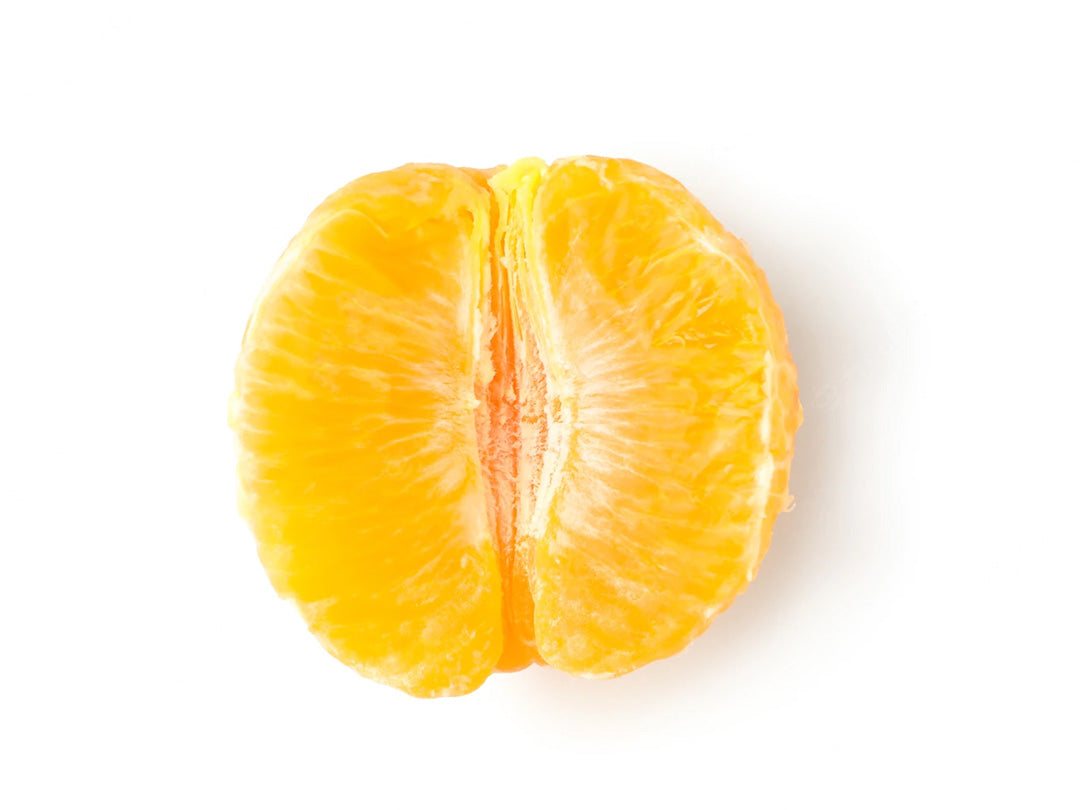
[496,159,909,729]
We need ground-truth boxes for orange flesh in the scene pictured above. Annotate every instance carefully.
[473,184,535,670]
[232,157,800,696]
[471,167,550,670]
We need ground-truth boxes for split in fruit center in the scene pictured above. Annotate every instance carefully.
[231,156,801,697]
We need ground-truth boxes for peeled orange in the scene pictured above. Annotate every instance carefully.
[231,156,800,696]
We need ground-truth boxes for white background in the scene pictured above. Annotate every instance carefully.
[2,2,1077,807]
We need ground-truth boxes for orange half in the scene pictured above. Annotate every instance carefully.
[231,156,800,696]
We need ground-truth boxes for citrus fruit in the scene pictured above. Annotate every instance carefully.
[231,156,800,696]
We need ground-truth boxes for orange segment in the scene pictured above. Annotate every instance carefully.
[513,157,800,677]
[231,165,502,696]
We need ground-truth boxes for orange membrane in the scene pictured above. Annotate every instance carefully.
[473,174,547,670]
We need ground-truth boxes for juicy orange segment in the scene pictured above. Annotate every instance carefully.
[232,157,800,695]
[231,166,501,697]
[516,157,799,676]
